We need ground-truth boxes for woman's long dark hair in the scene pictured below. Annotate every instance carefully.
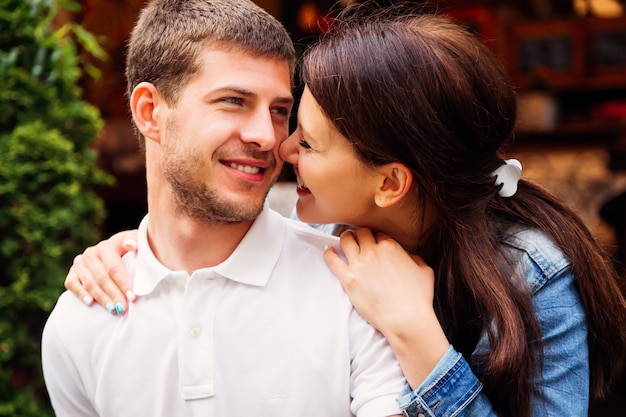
[301,4,626,416]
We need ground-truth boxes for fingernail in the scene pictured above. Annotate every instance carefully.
[125,290,137,302]
[122,238,138,251]
[82,294,94,306]
[105,302,115,314]
[115,302,124,315]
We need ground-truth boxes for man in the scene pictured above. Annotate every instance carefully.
[41,1,405,416]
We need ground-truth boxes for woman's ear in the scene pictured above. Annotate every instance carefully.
[374,163,413,208]
[130,82,163,143]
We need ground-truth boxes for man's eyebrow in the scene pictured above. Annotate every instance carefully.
[211,86,255,97]
[276,96,295,106]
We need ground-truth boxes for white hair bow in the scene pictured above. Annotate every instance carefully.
[493,159,522,197]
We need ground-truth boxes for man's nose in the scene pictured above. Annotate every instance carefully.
[240,110,276,151]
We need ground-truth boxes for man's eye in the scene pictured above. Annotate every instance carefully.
[298,139,312,149]
[224,97,243,105]
[271,106,291,117]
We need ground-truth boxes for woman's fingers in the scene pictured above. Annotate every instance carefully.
[323,244,349,280]
[338,227,379,258]
[64,264,94,306]
[64,229,139,315]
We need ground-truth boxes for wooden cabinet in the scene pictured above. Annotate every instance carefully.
[443,4,626,138]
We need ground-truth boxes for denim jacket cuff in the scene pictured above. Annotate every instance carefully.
[396,345,482,417]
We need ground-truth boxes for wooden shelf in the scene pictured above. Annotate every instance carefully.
[550,74,626,92]
[514,121,626,146]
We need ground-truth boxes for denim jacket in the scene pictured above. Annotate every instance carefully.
[397,227,588,416]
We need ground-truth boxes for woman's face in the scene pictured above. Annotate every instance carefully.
[279,86,380,226]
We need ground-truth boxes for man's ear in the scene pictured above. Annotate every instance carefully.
[374,163,413,208]
[130,82,163,143]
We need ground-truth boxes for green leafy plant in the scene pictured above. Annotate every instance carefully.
[0,0,113,415]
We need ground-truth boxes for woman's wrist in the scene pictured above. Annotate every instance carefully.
[383,312,450,389]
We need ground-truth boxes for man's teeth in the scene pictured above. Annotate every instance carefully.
[228,163,261,174]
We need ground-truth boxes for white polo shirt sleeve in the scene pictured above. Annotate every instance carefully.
[348,307,405,417]
[42,292,100,417]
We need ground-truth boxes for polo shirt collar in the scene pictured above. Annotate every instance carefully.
[131,204,287,296]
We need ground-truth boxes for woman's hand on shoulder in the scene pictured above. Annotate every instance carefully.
[325,227,450,387]
[65,229,139,315]
[324,227,436,336]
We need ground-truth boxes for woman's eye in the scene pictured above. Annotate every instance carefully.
[298,139,312,149]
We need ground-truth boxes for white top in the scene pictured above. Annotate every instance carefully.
[42,206,405,417]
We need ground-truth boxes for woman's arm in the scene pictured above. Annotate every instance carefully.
[64,229,139,315]
[325,227,590,416]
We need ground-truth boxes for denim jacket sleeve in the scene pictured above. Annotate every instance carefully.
[397,228,589,416]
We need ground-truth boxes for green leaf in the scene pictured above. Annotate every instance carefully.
[0,1,112,415]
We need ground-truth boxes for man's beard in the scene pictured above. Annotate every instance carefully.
[166,168,275,224]
[161,116,278,224]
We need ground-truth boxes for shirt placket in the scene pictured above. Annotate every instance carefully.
[176,270,225,400]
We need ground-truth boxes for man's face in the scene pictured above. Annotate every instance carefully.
[159,47,294,223]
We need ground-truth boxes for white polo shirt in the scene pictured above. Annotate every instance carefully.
[42,206,405,417]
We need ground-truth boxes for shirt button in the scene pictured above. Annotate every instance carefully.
[174,279,186,291]
[189,326,202,338]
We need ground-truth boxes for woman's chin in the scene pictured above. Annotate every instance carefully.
[295,204,326,225]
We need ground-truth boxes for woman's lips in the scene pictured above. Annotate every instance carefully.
[296,186,311,197]
[296,176,311,196]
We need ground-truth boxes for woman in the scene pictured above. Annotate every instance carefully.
[65,5,626,416]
